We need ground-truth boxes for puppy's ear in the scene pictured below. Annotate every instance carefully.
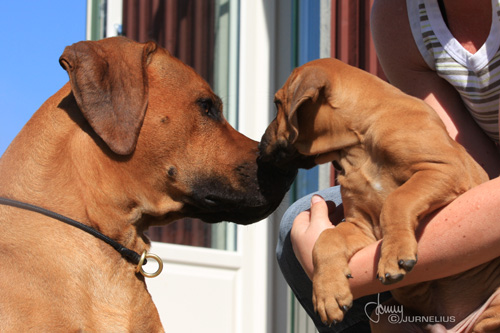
[287,68,338,156]
[59,37,158,155]
[287,69,329,144]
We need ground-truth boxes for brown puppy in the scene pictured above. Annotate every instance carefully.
[0,37,295,332]
[260,58,500,331]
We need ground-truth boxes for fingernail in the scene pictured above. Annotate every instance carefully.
[311,195,323,204]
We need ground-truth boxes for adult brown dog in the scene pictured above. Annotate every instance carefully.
[0,37,295,332]
[260,58,500,332]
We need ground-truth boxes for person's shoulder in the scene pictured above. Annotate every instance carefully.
[371,0,409,26]
[371,0,414,58]
[371,0,431,82]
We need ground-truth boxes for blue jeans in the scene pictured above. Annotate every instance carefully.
[276,186,390,332]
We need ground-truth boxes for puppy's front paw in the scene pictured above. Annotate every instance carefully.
[312,268,354,325]
[377,237,417,285]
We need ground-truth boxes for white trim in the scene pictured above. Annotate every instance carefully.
[319,0,332,191]
[406,0,436,70]
[424,0,500,70]
[238,1,275,140]
[237,1,279,332]
[85,0,93,40]
[229,0,240,127]
[106,0,123,37]
[320,0,331,58]
[85,0,122,40]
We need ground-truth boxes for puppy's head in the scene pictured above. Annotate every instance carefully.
[260,59,359,169]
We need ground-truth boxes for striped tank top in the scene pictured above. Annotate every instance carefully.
[407,0,500,144]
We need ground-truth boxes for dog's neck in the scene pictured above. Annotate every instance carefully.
[0,85,171,253]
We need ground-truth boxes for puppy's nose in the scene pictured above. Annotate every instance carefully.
[257,141,272,162]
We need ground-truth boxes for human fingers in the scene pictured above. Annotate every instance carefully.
[291,195,336,278]
[291,195,336,239]
[309,195,336,230]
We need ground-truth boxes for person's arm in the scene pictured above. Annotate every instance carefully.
[293,178,500,299]
[348,176,500,299]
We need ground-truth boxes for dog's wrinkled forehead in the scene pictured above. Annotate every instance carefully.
[290,70,306,95]
[273,70,299,113]
[278,66,330,108]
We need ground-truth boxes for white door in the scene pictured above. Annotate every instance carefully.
[147,224,271,333]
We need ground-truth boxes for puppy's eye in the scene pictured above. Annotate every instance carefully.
[273,100,282,115]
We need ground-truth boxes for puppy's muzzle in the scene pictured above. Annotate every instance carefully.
[259,129,317,170]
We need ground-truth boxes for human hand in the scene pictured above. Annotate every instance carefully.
[290,195,342,279]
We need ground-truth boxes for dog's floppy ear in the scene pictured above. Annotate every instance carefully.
[59,37,158,155]
[287,66,360,156]
[286,68,337,155]
[286,69,328,144]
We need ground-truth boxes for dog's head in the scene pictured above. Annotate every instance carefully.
[259,59,363,170]
[59,37,296,225]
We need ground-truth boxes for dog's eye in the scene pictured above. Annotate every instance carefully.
[197,98,222,121]
[199,99,213,116]
[274,99,282,109]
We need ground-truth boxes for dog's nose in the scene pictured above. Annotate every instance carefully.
[202,195,220,207]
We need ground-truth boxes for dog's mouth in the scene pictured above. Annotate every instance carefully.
[183,197,278,224]
[183,161,297,225]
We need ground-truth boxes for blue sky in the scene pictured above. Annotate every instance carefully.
[0,1,87,155]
